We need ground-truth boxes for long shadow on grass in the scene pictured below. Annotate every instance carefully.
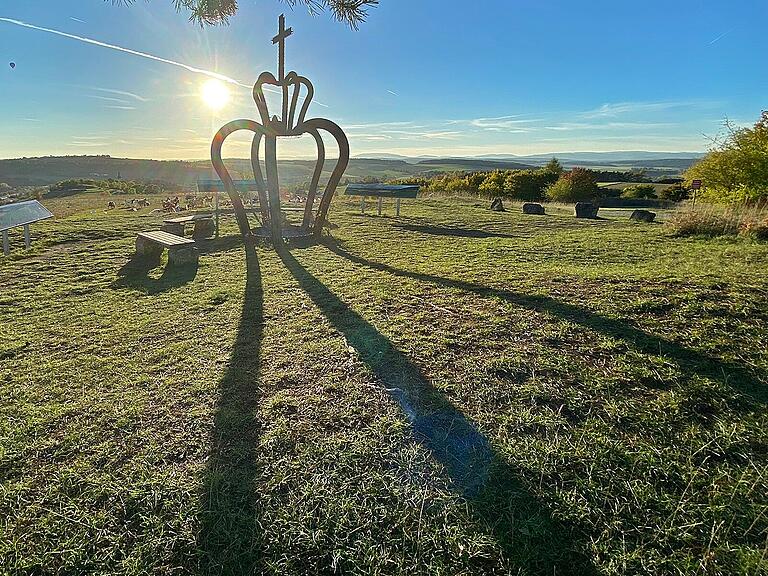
[112,236,244,294]
[277,245,596,574]
[113,254,198,294]
[325,241,767,405]
[197,240,265,573]
[395,223,520,239]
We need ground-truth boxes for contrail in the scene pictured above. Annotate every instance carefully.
[0,17,251,89]
[708,28,733,45]
[69,17,86,24]
[0,17,329,107]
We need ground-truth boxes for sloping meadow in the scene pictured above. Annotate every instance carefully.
[1,195,767,575]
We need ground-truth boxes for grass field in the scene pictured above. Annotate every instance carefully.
[1,194,767,575]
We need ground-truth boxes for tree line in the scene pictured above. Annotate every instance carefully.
[389,159,688,203]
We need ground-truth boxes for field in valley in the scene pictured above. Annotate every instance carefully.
[1,194,767,575]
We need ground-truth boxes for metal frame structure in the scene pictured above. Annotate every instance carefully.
[0,200,53,256]
[344,184,420,216]
[210,15,350,244]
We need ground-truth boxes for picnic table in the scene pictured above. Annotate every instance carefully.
[162,213,215,238]
[344,184,419,216]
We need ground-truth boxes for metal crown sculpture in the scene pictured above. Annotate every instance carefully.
[211,15,350,243]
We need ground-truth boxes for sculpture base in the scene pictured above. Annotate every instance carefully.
[252,224,313,239]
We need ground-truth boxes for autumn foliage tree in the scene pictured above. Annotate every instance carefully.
[545,167,599,202]
[685,111,768,204]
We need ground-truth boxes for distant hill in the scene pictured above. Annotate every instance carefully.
[0,152,701,189]
[415,158,535,171]
[0,156,201,188]
[499,151,704,163]
[0,156,425,188]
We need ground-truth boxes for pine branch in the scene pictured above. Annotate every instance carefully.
[108,0,378,27]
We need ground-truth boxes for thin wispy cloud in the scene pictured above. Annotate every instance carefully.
[544,121,675,131]
[88,95,132,104]
[104,105,136,110]
[345,121,425,130]
[466,115,542,130]
[93,87,149,102]
[71,135,108,140]
[387,90,399,97]
[379,129,462,140]
[579,101,702,119]
[70,141,108,147]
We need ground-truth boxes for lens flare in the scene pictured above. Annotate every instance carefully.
[201,78,230,110]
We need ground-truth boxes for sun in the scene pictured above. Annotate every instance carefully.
[201,79,231,110]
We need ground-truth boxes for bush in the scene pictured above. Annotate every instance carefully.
[545,168,599,202]
[444,178,467,194]
[621,184,657,199]
[504,169,558,202]
[478,171,507,196]
[658,183,690,202]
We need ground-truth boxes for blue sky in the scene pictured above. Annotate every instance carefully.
[1,0,766,159]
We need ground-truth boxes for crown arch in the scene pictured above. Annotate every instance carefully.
[211,14,350,244]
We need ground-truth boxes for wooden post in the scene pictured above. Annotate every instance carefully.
[265,134,282,244]
[377,196,382,216]
[2,231,8,256]
[361,198,366,213]
[396,198,401,217]
[214,188,220,237]
[23,224,30,249]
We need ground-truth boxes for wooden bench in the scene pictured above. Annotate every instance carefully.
[161,213,215,238]
[135,231,198,266]
[344,184,419,216]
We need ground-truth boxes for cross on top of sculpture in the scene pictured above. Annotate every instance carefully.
[273,14,292,82]
[210,14,350,244]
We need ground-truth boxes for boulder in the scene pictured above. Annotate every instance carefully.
[575,202,599,218]
[522,202,545,215]
[490,198,505,212]
[629,209,656,223]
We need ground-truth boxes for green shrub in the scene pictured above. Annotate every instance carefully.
[621,184,657,199]
[658,183,690,202]
[504,169,558,201]
[478,170,507,196]
[444,178,467,193]
[545,168,599,202]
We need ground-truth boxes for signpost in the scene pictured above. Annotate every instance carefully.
[691,179,702,208]
[0,200,53,255]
